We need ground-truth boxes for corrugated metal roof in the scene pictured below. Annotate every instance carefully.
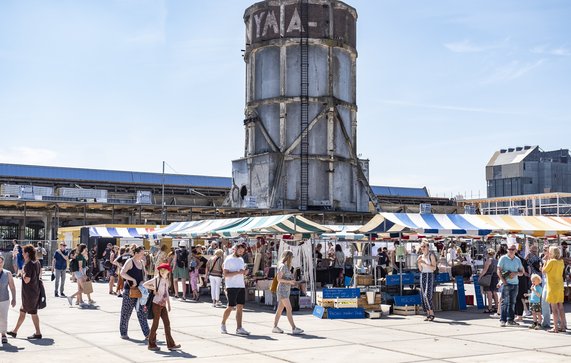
[0,163,430,197]
[486,146,538,167]
[371,186,429,198]
[0,164,232,188]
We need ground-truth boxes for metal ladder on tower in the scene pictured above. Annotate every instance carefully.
[299,0,309,211]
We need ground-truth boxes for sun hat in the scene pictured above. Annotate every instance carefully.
[157,263,172,272]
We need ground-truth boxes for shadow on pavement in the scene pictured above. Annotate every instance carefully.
[289,333,326,340]
[1,342,25,352]
[240,334,277,341]
[29,338,55,346]
[155,349,195,358]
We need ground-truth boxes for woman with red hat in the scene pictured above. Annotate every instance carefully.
[143,263,180,351]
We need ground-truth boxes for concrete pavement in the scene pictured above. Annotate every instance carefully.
[1,274,570,362]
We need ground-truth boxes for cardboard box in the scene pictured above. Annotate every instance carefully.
[316,296,335,308]
[334,298,359,308]
[433,291,442,312]
[356,274,373,286]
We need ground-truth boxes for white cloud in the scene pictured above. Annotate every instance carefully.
[531,45,570,56]
[482,59,545,84]
[443,38,508,53]
[0,147,58,165]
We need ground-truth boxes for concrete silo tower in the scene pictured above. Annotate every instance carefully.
[231,0,376,212]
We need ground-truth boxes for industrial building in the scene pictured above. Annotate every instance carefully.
[0,163,450,241]
[486,146,571,198]
[231,0,375,212]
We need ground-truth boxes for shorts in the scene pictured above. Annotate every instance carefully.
[172,266,188,280]
[226,288,246,307]
[530,303,542,313]
[74,271,85,280]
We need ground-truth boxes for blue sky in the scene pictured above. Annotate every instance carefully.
[0,0,569,198]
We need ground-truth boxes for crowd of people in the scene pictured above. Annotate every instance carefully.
[0,238,305,350]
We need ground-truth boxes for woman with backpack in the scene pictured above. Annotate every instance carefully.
[172,241,189,300]
[205,249,224,307]
[417,240,437,321]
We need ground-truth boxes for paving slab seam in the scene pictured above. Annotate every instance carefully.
[42,321,137,363]
[319,337,437,361]
[450,333,571,356]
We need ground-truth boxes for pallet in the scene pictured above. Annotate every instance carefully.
[393,305,418,316]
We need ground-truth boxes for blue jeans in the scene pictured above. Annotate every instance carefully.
[501,283,518,323]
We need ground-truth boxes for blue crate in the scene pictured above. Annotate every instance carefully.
[385,273,414,286]
[435,272,451,283]
[327,308,365,319]
[322,288,360,299]
[313,305,326,319]
[393,294,422,306]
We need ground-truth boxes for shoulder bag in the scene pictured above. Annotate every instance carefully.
[37,263,47,309]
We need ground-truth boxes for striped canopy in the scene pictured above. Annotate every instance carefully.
[148,220,204,237]
[214,215,331,237]
[89,227,154,238]
[359,213,571,237]
[359,213,495,236]
[169,218,250,238]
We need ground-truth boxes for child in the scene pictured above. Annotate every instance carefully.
[528,274,543,330]
[143,263,181,351]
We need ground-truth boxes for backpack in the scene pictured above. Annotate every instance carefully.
[70,258,79,272]
[176,249,189,269]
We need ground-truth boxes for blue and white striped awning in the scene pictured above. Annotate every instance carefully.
[359,213,495,236]
[89,227,153,238]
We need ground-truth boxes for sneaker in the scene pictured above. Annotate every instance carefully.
[490,313,500,318]
[120,335,129,340]
[55,292,59,297]
[66,297,73,306]
[220,324,228,334]
[292,327,304,335]
[148,346,160,351]
[500,321,506,327]
[1,336,7,344]
[272,326,284,334]
[88,300,96,304]
[216,301,223,307]
[236,327,250,336]
[529,322,537,329]
[535,324,543,330]
[524,311,532,317]
[60,292,66,297]
[507,321,519,326]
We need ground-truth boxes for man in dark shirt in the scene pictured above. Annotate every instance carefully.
[315,244,323,260]
[52,242,69,297]
[377,247,389,277]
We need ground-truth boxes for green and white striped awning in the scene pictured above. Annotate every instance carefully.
[214,214,331,237]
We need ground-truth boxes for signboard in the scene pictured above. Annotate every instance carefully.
[455,275,467,311]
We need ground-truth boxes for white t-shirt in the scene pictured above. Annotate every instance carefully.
[223,254,246,288]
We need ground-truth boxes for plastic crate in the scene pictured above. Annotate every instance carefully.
[322,288,360,299]
[385,273,414,286]
[327,308,365,319]
[393,294,422,306]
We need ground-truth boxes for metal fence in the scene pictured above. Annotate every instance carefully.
[0,239,57,272]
